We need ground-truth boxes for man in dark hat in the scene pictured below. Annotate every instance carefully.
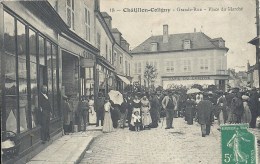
[78,96,89,131]
[162,90,177,129]
[96,92,105,127]
[39,85,51,142]
[197,94,214,137]
[61,95,72,134]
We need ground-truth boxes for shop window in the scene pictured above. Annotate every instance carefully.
[4,54,18,133]
[39,36,45,65]
[18,22,29,132]
[46,41,54,119]
[29,29,39,127]
[3,11,60,133]
[29,29,37,63]
[52,45,58,117]
[4,11,15,55]
[18,58,29,132]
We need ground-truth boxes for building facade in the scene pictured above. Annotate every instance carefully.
[0,0,100,163]
[51,0,98,100]
[1,1,66,163]
[131,25,229,91]
[95,11,115,96]
[111,28,132,91]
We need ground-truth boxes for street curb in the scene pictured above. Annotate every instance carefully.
[75,135,99,164]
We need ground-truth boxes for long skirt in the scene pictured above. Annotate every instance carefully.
[102,112,114,133]
[142,107,152,126]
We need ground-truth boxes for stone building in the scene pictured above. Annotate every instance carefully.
[131,25,229,91]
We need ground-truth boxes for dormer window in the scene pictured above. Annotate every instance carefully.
[151,42,158,52]
[183,40,191,50]
[219,41,225,47]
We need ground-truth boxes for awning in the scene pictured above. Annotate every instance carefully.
[116,75,131,85]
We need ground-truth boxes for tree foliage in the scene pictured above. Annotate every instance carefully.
[143,64,158,88]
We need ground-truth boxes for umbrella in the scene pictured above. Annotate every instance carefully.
[108,90,124,105]
[187,88,201,94]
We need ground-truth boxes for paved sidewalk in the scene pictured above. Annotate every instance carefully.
[27,131,101,164]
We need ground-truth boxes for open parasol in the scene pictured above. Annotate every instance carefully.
[108,90,124,105]
[187,88,201,94]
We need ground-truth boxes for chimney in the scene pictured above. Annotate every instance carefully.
[163,24,168,43]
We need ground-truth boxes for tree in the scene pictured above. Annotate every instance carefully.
[144,63,158,89]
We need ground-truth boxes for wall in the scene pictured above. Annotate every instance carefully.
[96,16,113,63]
[114,44,132,76]
[52,0,96,46]
[131,49,228,86]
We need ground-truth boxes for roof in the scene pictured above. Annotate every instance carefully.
[101,12,112,19]
[111,28,122,34]
[131,32,228,54]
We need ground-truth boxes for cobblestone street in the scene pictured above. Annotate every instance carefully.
[80,118,221,164]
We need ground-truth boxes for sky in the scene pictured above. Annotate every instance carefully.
[100,0,257,71]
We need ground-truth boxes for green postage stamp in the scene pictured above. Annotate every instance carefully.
[221,124,258,164]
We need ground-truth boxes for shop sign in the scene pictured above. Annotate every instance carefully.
[81,50,95,60]
[80,58,94,68]
[164,76,211,81]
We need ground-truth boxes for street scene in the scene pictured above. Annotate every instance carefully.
[1,0,260,164]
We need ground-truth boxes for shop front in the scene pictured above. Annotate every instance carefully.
[162,75,229,91]
[59,32,98,126]
[0,1,67,163]
[116,74,131,92]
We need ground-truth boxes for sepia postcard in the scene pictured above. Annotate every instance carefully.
[1,0,259,164]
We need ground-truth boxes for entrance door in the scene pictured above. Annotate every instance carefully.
[219,80,225,91]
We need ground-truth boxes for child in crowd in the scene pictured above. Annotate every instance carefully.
[133,111,141,132]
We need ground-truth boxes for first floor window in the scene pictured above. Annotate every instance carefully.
[200,59,209,72]
[165,61,174,73]
[183,60,191,72]
[134,62,142,74]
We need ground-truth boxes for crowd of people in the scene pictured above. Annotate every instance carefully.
[61,87,260,137]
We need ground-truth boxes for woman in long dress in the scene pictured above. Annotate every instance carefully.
[185,95,196,125]
[130,95,141,131]
[141,95,152,129]
[241,95,252,124]
[102,98,114,133]
[88,95,96,124]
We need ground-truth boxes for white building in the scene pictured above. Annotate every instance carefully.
[131,25,229,90]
